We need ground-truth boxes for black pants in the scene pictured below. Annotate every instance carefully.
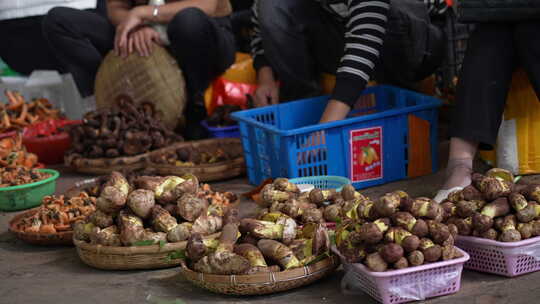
[0,16,61,75]
[451,22,540,148]
[0,1,107,75]
[257,0,444,102]
[42,6,236,112]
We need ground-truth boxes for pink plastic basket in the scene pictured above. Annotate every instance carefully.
[337,248,469,304]
[455,235,540,277]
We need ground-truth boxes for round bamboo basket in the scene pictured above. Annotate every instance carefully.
[148,138,246,181]
[180,255,340,295]
[9,208,74,246]
[64,177,103,198]
[152,157,245,182]
[94,46,186,130]
[64,151,148,175]
[65,138,245,179]
[74,232,220,270]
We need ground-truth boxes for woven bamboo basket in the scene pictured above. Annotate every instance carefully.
[74,233,220,270]
[147,138,246,181]
[94,46,186,130]
[65,137,245,179]
[152,157,246,182]
[9,208,74,246]
[64,151,148,175]
[64,177,104,198]
[180,255,340,295]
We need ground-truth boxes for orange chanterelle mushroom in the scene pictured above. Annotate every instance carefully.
[17,193,97,234]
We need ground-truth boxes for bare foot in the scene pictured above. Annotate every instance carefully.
[442,158,473,190]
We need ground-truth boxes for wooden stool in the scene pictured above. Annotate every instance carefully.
[94,46,186,130]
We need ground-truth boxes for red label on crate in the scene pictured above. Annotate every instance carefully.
[350,127,383,182]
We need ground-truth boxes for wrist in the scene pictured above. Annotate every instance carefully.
[133,6,151,21]
[319,99,351,123]
[258,66,276,85]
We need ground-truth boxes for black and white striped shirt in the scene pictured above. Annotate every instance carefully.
[251,0,448,106]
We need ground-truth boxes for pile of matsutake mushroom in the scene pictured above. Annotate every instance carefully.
[73,171,237,246]
[333,189,464,272]
[184,220,331,275]
[440,168,540,242]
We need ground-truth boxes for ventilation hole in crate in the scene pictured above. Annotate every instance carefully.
[404,139,408,160]
[268,112,275,125]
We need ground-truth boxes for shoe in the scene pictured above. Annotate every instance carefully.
[184,120,208,140]
[183,104,209,141]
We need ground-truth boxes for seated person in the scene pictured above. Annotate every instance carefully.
[250,0,448,123]
[42,0,236,139]
[435,21,540,202]
[0,0,105,75]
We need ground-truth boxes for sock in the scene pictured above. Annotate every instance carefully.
[443,157,473,190]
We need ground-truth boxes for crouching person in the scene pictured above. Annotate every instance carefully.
[43,0,236,139]
[250,0,447,123]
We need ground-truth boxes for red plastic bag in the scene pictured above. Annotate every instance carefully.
[22,119,80,138]
[208,77,257,115]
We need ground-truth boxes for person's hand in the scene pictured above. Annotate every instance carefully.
[128,26,162,57]
[297,130,326,165]
[319,99,351,123]
[253,82,279,108]
[253,66,279,107]
[114,8,144,58]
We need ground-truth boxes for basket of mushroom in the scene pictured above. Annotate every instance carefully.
[73,171,237,270]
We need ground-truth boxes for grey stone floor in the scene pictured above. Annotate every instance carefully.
[2,165,540,304]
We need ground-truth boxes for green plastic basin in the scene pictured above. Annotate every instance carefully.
[0,169,60,211]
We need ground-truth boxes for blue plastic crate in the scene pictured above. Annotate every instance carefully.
[201,120,241,138]
[231,85,442,189]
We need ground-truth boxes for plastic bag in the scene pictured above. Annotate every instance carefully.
[207,77,257,115]
[0,71,85,120]
[504,240,540,262]
[22,119,80,138]
[480,70,540,175]
[341,262,461,302]
[333,246,464,302]
[204,53,257,114]
[499,70,540,174]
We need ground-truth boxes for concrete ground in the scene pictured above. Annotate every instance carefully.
[2,161,540,304]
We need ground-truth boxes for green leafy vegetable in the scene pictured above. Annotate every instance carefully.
[306,252,330,266]
[165,250,186,262]
[133,240,156,246]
